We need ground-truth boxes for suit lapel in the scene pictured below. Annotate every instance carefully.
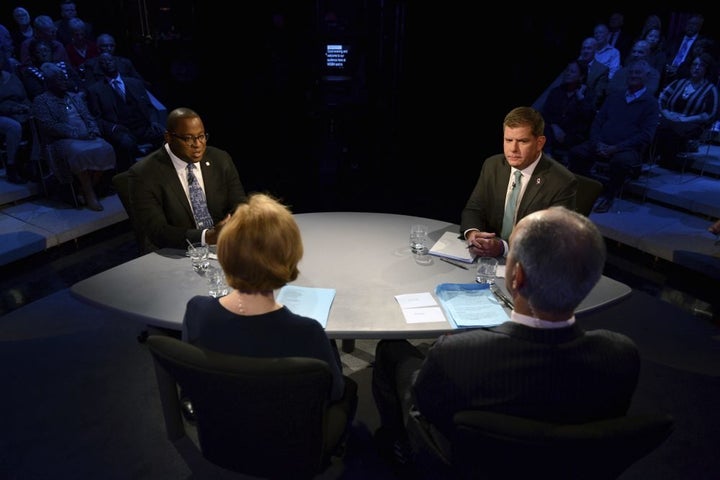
[160,151,195,220]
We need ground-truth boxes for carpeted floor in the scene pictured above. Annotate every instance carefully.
[1,286,719,479]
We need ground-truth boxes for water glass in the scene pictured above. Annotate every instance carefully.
[207,266,230,298]
[476,257,498,285]
[409,224,429,255]
[188,243,210,273]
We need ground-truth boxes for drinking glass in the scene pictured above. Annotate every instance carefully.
[409,224,429,255]
[475,257,498,285]
[187,243,210,273]
[207,266,230,298]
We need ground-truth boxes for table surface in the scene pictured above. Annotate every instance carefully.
[71,212,632,339]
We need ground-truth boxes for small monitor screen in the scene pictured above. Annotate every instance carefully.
[325,44,349,70]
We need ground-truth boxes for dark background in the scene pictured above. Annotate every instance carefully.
[2,1,710,221]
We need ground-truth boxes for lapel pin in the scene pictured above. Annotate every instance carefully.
[205,162,210,166]
[536,178,541,185]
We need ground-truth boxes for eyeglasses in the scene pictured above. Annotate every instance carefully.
[169,132,209,145]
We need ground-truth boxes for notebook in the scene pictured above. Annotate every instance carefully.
[428,231,476,263]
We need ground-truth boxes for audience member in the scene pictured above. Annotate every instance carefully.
[86,53,164,172]
[64,17,98,70]
[643,27,669,76]
[664,13,710,86]
[607,40,661,97]
[0,24,20,74]
[127,107,247,249]
[533,37,609,111]
[32,62,116,211]
[607,12,634,63]
[655,53,719,169]
[709,219,720,235]
[460,106,577,259]
[18,38,83,100]
[372,205,640,474]
[19,15,69,66]
[9,7,33,59]
[540,60,596,160]
[671,37,717,85]
[593,23,622,79]
[54,0,93,47]
[567,59,659,213]
[0,51,33,184]
[182,192,357,433]
[82,33,145,86]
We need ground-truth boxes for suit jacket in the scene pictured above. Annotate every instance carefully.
[85,75,156,138]
[460,154,577,239]
[412,321,640,437]
[128,146,247,249]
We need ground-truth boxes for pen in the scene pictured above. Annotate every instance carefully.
[490,285,514,309]
[439,257,469,270]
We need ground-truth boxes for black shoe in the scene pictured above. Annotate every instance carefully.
[180,397,196,424]
[5,164,28,184]
[593,196,614,213]
[374,427,418,478]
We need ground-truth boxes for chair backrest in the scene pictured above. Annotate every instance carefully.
[146,335,336,480]
[112,170,153,254]
[450,410,674,480]
[575,173,604,216]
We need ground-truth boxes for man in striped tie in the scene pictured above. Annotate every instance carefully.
[128,107,248,250]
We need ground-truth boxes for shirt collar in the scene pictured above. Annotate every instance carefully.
[510,310,576,329]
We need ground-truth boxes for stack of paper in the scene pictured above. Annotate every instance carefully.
[435,283,508,328]
[277,285,336,328]
[429,231,476,263]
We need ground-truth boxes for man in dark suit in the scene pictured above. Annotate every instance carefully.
[372,206,640,473]
[86,53,163,172]
[460,106,577,258]
[128,107,247,250]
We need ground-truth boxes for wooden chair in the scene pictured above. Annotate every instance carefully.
[406,409,674,480]
[146,335,356,479]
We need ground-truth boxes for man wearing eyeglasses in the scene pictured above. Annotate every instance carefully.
[128,107,247,250]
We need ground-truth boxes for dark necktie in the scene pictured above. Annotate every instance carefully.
[501,170,523,239]
[186,163,214,230]
[111,79,125,101]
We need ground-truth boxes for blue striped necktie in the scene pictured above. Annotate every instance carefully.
[186,163,214,229]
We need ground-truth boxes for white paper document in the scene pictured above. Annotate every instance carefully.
[395,292,446,324]
[428,231,476,263]
[277,285,336,328]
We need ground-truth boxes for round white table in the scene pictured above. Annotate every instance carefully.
[71,212,631,344]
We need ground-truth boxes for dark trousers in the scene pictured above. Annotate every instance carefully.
[568,142,641,199]
[371,339,425,438]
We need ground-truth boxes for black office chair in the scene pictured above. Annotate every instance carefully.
[574,173,604,216]
[406,409,674,480]
[111,170,155,255]
[146,335,357,480]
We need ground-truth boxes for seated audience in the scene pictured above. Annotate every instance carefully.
[372,206,640,475]
[663,13,713,87]
[540,60,596,160]
[182,192,357,437]
[461,106,577,259]
[606,40,662,98]
[567,59,659,213]
[32,62,116,211]
[593,23,622,79]
[82,33,146,86]
[19,15,69,66]
[643,26,668,76]
[0,51,33,184]
[127,107,247,249]
[655,53,719,169]
[533,37,609,111]
[54,0,93,47]
[64,18,98,71]
[607,12,634,64]
[19,38,83,100]
[86,53,164,171]
[9,7,34,59]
